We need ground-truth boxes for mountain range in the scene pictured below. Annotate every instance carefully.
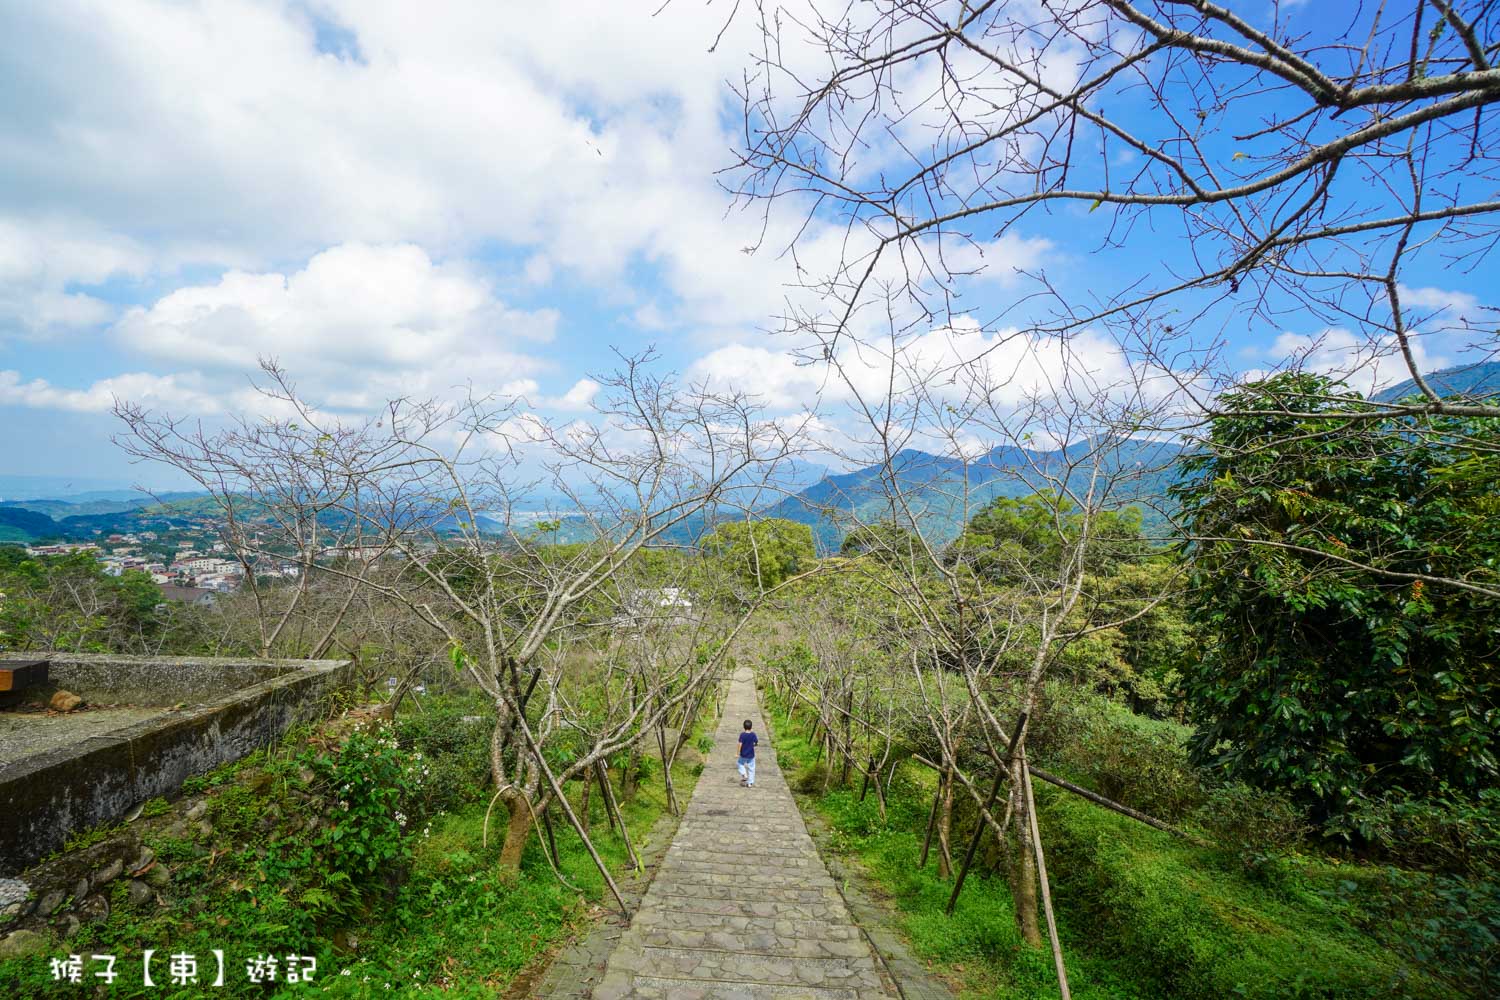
[1373,360,1500,403]
[4,364,1493,549]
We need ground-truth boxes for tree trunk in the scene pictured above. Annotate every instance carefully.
[1010,759,1043,946]
[498,795,533,869]
[621,746,640,801]
[937,769,954,878]
[840,688,853,785]
[580,776,592,835]
[657,724,679,815]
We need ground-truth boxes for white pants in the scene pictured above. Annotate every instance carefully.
[737,756,756,785]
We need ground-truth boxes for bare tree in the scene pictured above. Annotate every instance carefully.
[729,0,1500,418]
[114,357,814,911]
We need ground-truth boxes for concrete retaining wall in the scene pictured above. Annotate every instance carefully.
[0,653,352,874]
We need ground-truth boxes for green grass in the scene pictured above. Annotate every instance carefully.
[767,701,1456,1000]
[0,701,704,999]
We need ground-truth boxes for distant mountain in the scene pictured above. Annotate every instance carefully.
[0,507,59,541]
[767,437,1185,550]
[1375,361,1500,403]
[0,475,185,502]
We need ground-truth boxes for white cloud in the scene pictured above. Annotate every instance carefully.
[1396,284,1483,322]
[0,370,220,414]
[547,378,600,412]
[112,242,552,407]
[0,2,1055,342]
[1268,327,1449,396]
[0,1,837,333]
[0,219,149,335]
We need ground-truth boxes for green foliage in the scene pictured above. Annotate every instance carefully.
[1172,372,1500,832]
[949,491,1148,583]
[839,520,925,567]
[306,730,424,878]
[1195,783,1312,871]
[702,517,816,590]
[767,692,1437,999]
[1330,867,1499,997]
[1042,791,1451,999]
[0,548,168,652]
[0,694,705,999]
[394,702,492,814]
[1345,786,1500,875]
[1038,690,1207,823]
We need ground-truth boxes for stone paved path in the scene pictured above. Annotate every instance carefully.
[591,667,899,999]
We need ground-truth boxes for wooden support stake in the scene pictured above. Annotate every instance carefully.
[947,713,1026,916]
[1028,765,1210,845]
[597,761,642,874]
[945,764,1004,915]
[1023,755,1071,999]
[919,781,943,869]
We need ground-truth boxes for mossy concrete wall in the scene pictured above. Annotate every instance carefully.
[0,653,352,874]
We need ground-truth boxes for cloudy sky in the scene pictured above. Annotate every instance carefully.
[0,1,1490,493]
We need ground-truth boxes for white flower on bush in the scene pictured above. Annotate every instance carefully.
[395,811,408,828]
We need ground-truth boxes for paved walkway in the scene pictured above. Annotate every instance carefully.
[591,667,899,999]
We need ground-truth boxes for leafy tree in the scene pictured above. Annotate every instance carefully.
[839,521,924,568]
[948,492,1147,584]
[703,518,816,591]
[0,549,167,652]
[1172,373,1500,832]
[1059,558,1197,717]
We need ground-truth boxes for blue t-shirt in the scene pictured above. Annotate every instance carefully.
[737,731,758,759]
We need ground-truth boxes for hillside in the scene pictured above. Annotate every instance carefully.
[1375,360,1500,402]
[767,437,1184,549]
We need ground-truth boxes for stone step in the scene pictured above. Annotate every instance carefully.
[630,945,887,990]
[631,909,865,941]
[637,926,871,957]
[589,668,898,997]
[619,974,864,998]
[652,883,838,905]
[633,897,853,922]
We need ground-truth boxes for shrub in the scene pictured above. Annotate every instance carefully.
[1347,787,1500,875]
[1331,868,1500,997]
[1196,782,1311,866]
[305,728,422,878]
[793,761,830,794]
[1039,688,1206,823]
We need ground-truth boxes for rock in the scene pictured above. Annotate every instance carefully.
[72,879,89,903]
[94,859,123,885]
[164,820,188,839]
[184,800,208,822]
[143,865,171,888]
[126,880,153,907]
[61,916,80,940]
[0,902,20,922]
[194,820,213,839]
[0,929,51,960]
[36,890,64,917]
[130,846,155,873]
[49,690,83,713]
[0,878,28,908]
[76,894,109,924]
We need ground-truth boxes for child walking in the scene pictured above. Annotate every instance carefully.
[737,719,759,787]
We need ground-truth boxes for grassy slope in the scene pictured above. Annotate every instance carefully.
[767,702,1453,1000]
[0,704,706,999]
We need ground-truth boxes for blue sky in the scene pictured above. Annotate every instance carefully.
[0,1,1492,494]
